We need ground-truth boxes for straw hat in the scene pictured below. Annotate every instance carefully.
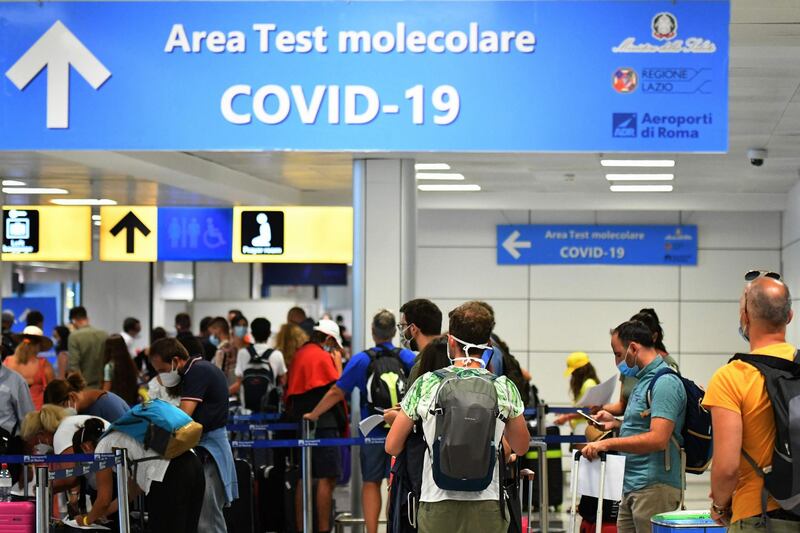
[12,325,53,351]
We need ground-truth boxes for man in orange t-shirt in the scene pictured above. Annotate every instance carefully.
[702,272,799,531]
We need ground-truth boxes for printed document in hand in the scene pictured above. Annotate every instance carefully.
[62,519,111,530]
[576,455,626,501]
[576,375,619,407]
[359,414,386,436]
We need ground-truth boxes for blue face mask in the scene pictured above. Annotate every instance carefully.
[234,326,248,338]
[617,360,638,377]
[209,334,220,347]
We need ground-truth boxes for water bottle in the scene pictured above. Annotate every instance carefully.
[0,463,11,501]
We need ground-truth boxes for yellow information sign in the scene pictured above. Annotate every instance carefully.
[1,206,92,261]
[232,206,353,263]
[99,206,158,262]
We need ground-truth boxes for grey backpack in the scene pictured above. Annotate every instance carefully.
[429,369,505,491]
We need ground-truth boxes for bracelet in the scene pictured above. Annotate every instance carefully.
[711,502,729,514]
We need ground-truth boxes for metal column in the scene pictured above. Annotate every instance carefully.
[116,449,131,533]
[302,420,314,533]
[399,159,417,303]
[350,159,366,519]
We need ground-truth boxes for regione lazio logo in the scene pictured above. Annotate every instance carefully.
[652,12,678,40]
[612,68,638,93]
[612,113,637,138]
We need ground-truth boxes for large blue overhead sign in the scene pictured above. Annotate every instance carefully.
[0,1,729,152]
[497,225,698,265]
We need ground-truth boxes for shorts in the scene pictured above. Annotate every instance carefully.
[360,441,391,482]
[312,428,342,480]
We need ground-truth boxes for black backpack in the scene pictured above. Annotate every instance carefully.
[502,350,531,407]
[646,368,713,475]
[730,352,800,517]
[365,346,408,414]
[242,346,279,413]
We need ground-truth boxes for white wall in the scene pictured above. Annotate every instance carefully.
[417,209,782,407]
[783,181,800,345]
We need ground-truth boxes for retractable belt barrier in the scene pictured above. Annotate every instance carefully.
[8,450,133,533]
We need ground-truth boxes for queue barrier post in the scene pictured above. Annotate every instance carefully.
[528,440,549,533]
[116,448,131,533]
[520,468,535,533]
[35,465,49,533]
[302,419,314,533]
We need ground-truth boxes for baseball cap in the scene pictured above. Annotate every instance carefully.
[314,319,343,348]
[564,351,590,377]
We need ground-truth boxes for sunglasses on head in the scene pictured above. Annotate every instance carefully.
[744,270,782,282]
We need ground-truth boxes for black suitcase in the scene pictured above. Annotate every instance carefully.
[224,458,256,533]
[259,451,299,533]
[522,425,564,510]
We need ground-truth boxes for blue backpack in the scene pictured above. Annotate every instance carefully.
[106,399,203,459]
[646,368,713,475]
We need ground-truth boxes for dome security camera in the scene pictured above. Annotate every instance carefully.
[748,148,767,167]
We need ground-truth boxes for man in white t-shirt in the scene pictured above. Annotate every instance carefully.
[231,318,287,403]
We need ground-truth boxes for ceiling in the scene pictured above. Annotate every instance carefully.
[1,0,799,211]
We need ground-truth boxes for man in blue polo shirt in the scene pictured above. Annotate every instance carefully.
[582,320,686,533]
[305,309,415,533]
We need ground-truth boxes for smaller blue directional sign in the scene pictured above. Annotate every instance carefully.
[157,207,232,261]
[497,225,697,266]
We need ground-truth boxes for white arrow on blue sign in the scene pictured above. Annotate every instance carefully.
[5,20,111,129]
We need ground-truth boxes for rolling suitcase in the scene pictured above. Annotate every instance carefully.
[224,458,256,533]
[0,500,35,533]
[568,451,612,533]
[259,453,299,533]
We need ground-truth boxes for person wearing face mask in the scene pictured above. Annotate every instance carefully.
[399,299,443,386]
[230,314,251,350]
[702,272,799,531]
[594,331,642,417]
[71,416,205,533]
[148,337,237,533]
[385,301,529,533]
[207,317,238,389]
[285,319,345,533]
[581,320,686,533]
[44,372,130,423]
[304,310,415,533]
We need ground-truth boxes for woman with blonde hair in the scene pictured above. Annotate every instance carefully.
[6,326,55,409]
[275,322,308,371]
[20,404,69,453]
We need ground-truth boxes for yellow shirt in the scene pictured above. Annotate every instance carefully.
[702,342,796,523]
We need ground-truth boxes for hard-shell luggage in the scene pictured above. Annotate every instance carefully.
[224,458,256,533]
[0,500,34,533]
[569,451,614,533]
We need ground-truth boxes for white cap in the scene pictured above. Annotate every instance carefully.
[53,415,110,454]
[314,319,343,348]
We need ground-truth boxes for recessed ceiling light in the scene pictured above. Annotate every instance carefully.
[415,172,465,180]
[50,198,117,206]
[1,180,25,186]
[2,187,68,195]
[418,184,481,192]
[601,159,675,168]
[414,163,451,171]
[605,174,674,181]
[91,215,102,221]
[93,221,101,226]
[610,184,673,193]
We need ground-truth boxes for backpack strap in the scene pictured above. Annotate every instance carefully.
[742,450,773,532]
[246,344,258,362]
[731,353,800,376]
[645,367,683,473]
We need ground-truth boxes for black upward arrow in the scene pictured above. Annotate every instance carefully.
[109,211,151,254]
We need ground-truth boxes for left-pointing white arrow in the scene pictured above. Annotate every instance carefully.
[6,20,111,129]
[502,230,532,260]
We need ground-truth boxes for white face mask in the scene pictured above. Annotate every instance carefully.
[159,361,181,387]
[447,334,491,368]
[33,443,54,455]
